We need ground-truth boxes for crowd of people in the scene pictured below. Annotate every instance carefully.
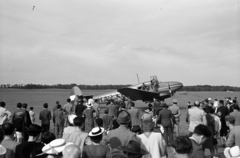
[0,95,239,158]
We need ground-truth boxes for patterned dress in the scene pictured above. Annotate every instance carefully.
[83,108,95,133]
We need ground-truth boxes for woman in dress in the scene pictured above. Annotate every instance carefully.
[83,103,95,133]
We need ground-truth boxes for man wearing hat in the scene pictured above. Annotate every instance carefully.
[225,115,240,148]
[169,99,181,137]
[101,110,138,148]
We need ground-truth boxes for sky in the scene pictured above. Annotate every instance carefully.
[0,0,239,86]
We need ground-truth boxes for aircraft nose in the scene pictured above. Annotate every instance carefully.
[169,81,183,90]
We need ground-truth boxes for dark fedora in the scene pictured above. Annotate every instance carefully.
[117,140,149,155]
[26,124,42,136]
[117,110,131,124]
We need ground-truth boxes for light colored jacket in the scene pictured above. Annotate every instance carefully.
[186,107,206,132]
[0,107,11,125]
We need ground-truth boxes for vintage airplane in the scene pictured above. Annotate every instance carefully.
[70,76,183,102]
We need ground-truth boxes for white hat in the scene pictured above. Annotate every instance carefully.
[224,146,240,158]
[0,145,6,155]
[144,109,150,113]
[70,95,76,101]
[88,98,94,104]
[41,139,73,155]
[208,98,212,101]
[89,127,104,137]
[68,114,77,125]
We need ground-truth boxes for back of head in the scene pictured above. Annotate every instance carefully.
[193,124,211,138]
[104,109,109,114]
[27,124,42,136]
[17,103,22,108]
[43,103,48,108]
[30,107,33,110]
[57,104,61,109]
[233,104,240,110]
[22,103,28,109]
[219,100,224,105]
[194,101,200,107]
[73,117,85,127]
[130,102,135,107]
[63,144,81,158]
[41,132,56,144]
[56,101,59,104]
[0,102,6,107]
[2,123,15,135]
[96,118,103,127]
[172,136,193,155]
[67,98,71,103]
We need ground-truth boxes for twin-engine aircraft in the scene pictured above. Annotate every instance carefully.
[70,76,183,102]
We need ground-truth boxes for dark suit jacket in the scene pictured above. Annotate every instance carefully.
[39,109,52,125]
[53,109,64,125]
[101,114,113,130]
[75,103,86,117]
[128,108,140,126]
[158,108,172,127]
[107,104,119,118]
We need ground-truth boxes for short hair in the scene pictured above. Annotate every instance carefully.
[130,102,135,107]
[17,103,22,108]
[0,128,4,142]
[41,132,56,144]
[104,109,109,114]
[233,100,237,104]
[56,101,59,104]
[219,100,224,104]
[94,99,98,102]
[63,144,81,158]
[194,101,200,107]
[57,104,61,109]
[30,107,34,110]
[22,103,28,108]
[2,123,15,135]
[233,104,240,110]
[43,103,48,108]
[172,136,193,154]
[0,102,6,107]
[95,118,103,127]
[121,104,126,109]
[193,124,212,138]
[73,117,85,127]
[67,98,71,102]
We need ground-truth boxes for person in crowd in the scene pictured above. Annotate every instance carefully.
[153,98,161,116]
[0,128,14,158]
[189,124,212,158]
[216,100,229,146]
[117,140,149,158]
[82,127,109,158]
[22,103,32,142]
[230,104,240,126]
[11,103,25,143]
[169,99,181,137]
[172,136,193,158]
[101,110,137,148]
[225,116,240,148]
[210,108,221,156]
[107,99,119,119]
[213,99,219,109]
[62,98,74,127]
[186,101,207,135]
[1,123,19,154]
[53,104,64,138]
[128,102,141,132]
[75,95,86,117]
[138,119,167,158]
[101,109,113,131]
[224,146,240,158]
[95,118,103,127]
[39,139,73,158]
[29,107,35,123]
[126,98,133,110]
[83,102,95,133]
[187,101,192,109]
[141,105,153,121]
[15,124,43,158]
[158,103,173,146]
[202,107,215,157]
[39,103,52,133]
[0,102,11,125]
[65,116,88,152]
[62,114,77,141]
[62,144,81,158]
[53,101,61,114]
[92,99,100,119]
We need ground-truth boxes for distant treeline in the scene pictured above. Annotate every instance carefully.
[4,84,240,91]
[181,85,240,91]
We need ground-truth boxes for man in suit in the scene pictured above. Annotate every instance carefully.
[101,110,138,148]
[39,103,52,132]
[63,98,74,127]
[107,100,119,119]
[230,104,240,126]
[53,104,64,138]
[225,116,240,148]
[101,109,113,130]
[127,102,141,130]
[158,103,173,146]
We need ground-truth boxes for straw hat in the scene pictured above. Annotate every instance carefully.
[224,146,240,158]
[89,127,104,137]
[40,139,73,155]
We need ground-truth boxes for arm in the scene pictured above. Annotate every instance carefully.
[225,130,235,147]
[53,112,55,124]
[186,110,189,123]
[175,108,181,117]
[49,111,52,120]
[39,112,42,120]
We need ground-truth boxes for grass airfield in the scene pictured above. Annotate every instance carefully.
[1,89,239,158]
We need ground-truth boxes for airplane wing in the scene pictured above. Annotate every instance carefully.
[117,88,159,101]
